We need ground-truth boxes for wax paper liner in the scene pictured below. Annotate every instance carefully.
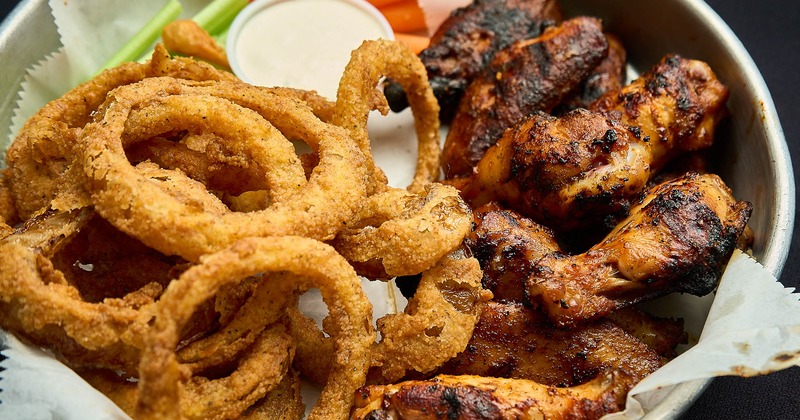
[2,1,800,419]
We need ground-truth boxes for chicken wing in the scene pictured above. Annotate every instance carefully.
[442,16,608,178]
[433,301,665,387]
[465,206,560,302]
[459,55,729,232]
[383,0,563,120]
[591,55,729,170]
[555,33,628,114]
[526,172,752,327]
[352,370,635,420]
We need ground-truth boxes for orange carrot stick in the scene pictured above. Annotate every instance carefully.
[380,0,426,33]
[394,32,430,54]
[367,0,405,8]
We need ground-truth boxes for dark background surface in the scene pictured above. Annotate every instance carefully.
[0,0,798,418]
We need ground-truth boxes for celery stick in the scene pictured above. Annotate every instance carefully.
[193,0,249,36]
[99,0,183,72]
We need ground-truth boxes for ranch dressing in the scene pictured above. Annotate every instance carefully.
[228,0,393,99]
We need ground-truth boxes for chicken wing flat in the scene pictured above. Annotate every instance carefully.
[461,108,648,232]
[442,16,608,178]
[433,301,664,387]
[352,370,635,420]
[458,55,729,232]
[526,172,752,327]
[383,0,563,120]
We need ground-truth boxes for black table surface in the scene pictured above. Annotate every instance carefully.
[1,0,798,418]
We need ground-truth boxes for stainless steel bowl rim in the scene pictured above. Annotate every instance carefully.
[0,0,794,418]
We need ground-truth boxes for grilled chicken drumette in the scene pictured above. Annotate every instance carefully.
[526,172,751,327]
[458,55,730,232]
[383,0,563,120]
[442,17,609,178]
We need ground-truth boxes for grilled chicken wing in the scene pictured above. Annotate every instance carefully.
[383,0,563,120]
[352,370,635,420]
[605,307,686,360]
[465,206,560,302]
[442,17,608,178]
[555,33,628,114]
[459,55,729,232]
[526,172,752,327]
[433,301,664,386]
[590,55,729,169]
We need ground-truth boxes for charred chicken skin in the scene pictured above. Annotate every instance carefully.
[432,301,665,387]
[383,0,563,120]
[555,33,628,114]
[458,55,730,232]
[352,370,635,420]
[590,55,729,170]
[526,172,752,327]
[442,17,609,178]
[465,206,560,302]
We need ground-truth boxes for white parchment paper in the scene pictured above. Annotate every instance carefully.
[2,1,799,419]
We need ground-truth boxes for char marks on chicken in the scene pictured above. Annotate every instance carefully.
[383,0,563,121]
[432,301,666,387]
[456,54,730,233]
[442,16,609,178]
[352,371,635,420]
[526,172,752,327]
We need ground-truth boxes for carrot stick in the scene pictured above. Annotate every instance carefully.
[367,0,405,8]
[394,32,430,54]
[380,0,427,33]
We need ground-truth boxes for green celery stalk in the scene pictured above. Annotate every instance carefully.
[193,0,249,37]
[98,0,183,72]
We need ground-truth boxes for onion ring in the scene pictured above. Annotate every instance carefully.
[4,45,236,219]
[333,39,441,194]
[79,77,367,261]
[370,250,492,382]
[79,324,296,420]
[332,183,473,279]
[134,236,375,420]
[0,209,157,372]
[0,169,18,225]
[241,368,305,419]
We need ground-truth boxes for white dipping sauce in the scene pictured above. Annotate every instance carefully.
[228,0,392,99]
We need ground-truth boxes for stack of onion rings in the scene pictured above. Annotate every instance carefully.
[0,39,487,419]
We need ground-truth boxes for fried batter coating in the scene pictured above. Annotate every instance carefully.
[162,19,230,69]
[4,45,236,219]
[370,250,492,382]
[0,169,18,225]
[80,78,367,261]
[135,237,375,420]
[332,183,473,279]
[334,39,441,194]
